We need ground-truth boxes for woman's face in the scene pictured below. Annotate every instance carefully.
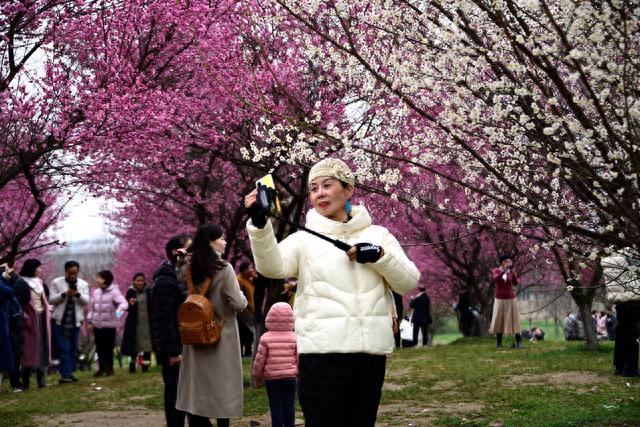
[211,236,226,254]
[35,266,42,278]
[96,275,106,288]
[133,276,145,290]
[309,177,353,221]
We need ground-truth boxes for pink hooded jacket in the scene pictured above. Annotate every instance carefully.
[252,302,298,384]
[87,284,128,329]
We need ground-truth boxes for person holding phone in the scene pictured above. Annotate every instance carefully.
[244,158,420,427]
[150,234,192,427]
[489,255,522,349]
[49,261,90,384]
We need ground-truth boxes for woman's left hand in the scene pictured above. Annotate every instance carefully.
[347,243,384,263]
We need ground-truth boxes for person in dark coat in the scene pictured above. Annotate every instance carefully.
[122,273,153,373]
[2,264,29,391]
[605,307,617,341]
[456,290,476,337]
[150,234,191,427]
[409,286,432,347]
[1,264,16,378]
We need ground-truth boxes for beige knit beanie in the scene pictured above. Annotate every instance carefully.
[308,158,355,187]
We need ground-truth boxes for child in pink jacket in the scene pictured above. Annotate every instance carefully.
[252,302,298,427]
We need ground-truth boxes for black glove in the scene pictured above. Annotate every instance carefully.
[355,243,383,264]
[247,203,267,229]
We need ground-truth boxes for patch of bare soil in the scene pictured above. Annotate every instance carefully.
[376,401,484,426]
[32,410,303,427]
[383,382,406,391]
[504,371,610,388]
[33,410,165,426]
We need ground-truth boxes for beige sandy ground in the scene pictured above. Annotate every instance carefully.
[31,370,611,427]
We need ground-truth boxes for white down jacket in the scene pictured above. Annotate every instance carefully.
[247,205,420,355]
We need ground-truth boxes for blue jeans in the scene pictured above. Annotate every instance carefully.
[266,377,296,427]
[53,324,79,378]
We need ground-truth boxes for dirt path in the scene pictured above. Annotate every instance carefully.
[33,410,289,427]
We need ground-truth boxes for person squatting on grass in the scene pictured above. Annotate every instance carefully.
[176,224,247,427]
[245,158,420,427]
[489,255,523,349]
[252,302,298,427]
[87,270,127,377]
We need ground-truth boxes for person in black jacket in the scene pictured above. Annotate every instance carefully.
[1,263,30,391]
[409,286,432,347]
[150,234,191,427]
[122,273,153,373]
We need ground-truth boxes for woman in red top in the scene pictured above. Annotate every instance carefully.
[489,255,522,348]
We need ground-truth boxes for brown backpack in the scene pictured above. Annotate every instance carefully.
[178,271,227,346]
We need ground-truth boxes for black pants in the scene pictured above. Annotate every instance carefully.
[161,364,186,427]
[413,323,429,346]
[94,327,116,371]
[266,377,296,427]
[614,301,640,375]
[298,353,386,427]
[186,413,229,427]
[238,319,253,357]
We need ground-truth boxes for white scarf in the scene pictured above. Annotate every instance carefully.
[23,276,44,295]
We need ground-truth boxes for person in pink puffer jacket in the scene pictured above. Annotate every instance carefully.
[252,302,298,427]
[87,270,127,376]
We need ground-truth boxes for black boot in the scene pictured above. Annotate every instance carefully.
[37,370,46,388]
[129,362,136,374]
[496,334,503,349]
[514,334,523,349]
[21,368,31,390]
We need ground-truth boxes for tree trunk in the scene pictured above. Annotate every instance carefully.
[570,281,599,350]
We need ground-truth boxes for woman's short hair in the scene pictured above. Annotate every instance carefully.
[132,272,145,281]
[19,259,42,278]
[97,270,114,287]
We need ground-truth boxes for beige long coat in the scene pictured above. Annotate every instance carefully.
[176,263,248,418]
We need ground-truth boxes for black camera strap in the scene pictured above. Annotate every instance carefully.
[272,214,352,252]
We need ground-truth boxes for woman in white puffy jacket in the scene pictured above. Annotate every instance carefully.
[245,158,420,427]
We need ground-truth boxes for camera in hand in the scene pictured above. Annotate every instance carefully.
[256,174,281,217]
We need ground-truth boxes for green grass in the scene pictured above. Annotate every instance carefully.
[1,339,638,426]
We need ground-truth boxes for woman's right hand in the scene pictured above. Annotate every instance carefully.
[244,188,258,209]
[87,324,94,334]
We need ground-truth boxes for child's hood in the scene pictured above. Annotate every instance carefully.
[265,302,294,332]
